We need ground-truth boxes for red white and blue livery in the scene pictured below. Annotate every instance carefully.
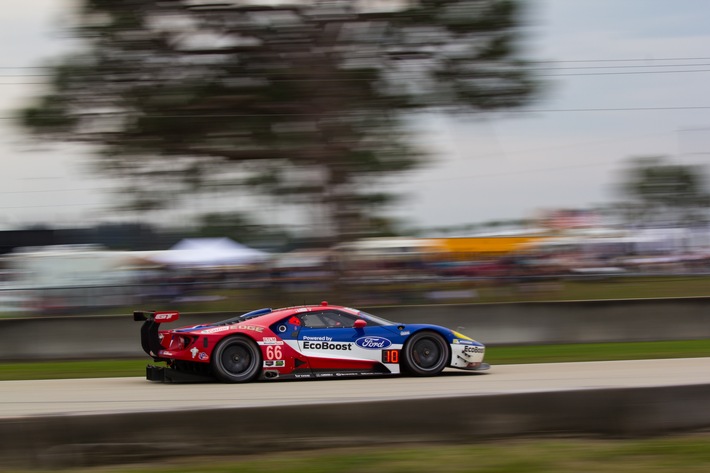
[134,302,488,383]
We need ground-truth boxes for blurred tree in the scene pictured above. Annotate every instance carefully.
[192,212,292,250]
[18,0,538,242]
[616,156,710,227]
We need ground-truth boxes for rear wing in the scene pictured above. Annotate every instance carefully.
[133,311,180,359]
[133,311,180,323]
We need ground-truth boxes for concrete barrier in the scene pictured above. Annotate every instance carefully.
[2,383,710,469]
[2,297,710,360]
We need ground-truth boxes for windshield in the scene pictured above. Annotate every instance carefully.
[359,310,397,326]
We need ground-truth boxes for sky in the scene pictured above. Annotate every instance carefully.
[1,0,710,232]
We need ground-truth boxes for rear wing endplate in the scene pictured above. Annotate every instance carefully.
[133,311,180,359]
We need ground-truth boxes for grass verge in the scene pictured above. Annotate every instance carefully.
[12,435,710,473]
[1,339,708,381]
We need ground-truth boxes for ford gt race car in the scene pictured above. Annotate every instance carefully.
[134,301,488,383]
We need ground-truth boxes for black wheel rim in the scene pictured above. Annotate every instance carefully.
[411,338,442,370]
[221,344,253,375]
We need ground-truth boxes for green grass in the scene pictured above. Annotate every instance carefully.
[11,435,710,473]
[1,339,708,381]
[485,339,710,364]
[0,359,148,381]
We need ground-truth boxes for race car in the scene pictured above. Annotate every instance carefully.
[133,301,488,383]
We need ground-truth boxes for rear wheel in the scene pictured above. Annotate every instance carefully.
[211,336,261,383]
[401,331,449,376]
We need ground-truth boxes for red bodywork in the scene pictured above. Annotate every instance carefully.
[150,304,380,380]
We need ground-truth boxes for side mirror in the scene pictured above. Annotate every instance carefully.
[353,319,367,329]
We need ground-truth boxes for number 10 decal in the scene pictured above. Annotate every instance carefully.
[382,349,400,363]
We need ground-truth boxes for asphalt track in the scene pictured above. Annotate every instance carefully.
[2,357,709,419]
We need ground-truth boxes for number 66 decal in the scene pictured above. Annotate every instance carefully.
[266,345,282,360]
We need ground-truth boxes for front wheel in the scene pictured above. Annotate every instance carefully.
[211,336,261,383]
[401,331,449,376]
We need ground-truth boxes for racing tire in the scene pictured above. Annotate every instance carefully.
[401,331,449,377]
[211,336,261,383]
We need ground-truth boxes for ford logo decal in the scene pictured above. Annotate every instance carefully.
[355,336,392,350]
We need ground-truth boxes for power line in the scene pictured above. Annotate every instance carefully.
[404,159,623,186]
[4,56,710,71]
[5,64,710,80]
[538,63,710,70]
[539,68,710,77]
[399,130,685,185]
[1,105,710,121]
[0,130,696,198]
[0,128,705,210]
[538,56,710,63]
[0,187,111,194]
[0,202,101,210]
[516,106,710,113]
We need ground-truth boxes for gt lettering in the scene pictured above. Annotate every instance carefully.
[266,345,282,360]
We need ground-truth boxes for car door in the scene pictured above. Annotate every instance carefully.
[296,309,394,373]
[297,310,358,368]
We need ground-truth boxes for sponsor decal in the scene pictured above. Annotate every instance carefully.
[316,373,335,377]
[463,346,484,354]
[190,347,199,359]
[264,360,274,367]
[303,341,352,351]
[278,325,287,333]
[295,374,312,378]
[400,331,410,336]
[198,352,208,361]
[454,339,474,345]
[240,325,265,333]
[159,350,174,357]
[296,307,309,312]
[335,372,359,377]
[200,326,230,335]
[303,335,333,342]
[355,336,392,350]
[265,360,286,367]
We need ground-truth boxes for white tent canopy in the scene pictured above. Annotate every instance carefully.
[149,237,270,267]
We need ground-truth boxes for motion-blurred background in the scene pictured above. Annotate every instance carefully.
[1,0,710,316]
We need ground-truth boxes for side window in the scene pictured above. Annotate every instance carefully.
[319,310,358,328]
[301,313,328,328]
[297,310,359,329]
